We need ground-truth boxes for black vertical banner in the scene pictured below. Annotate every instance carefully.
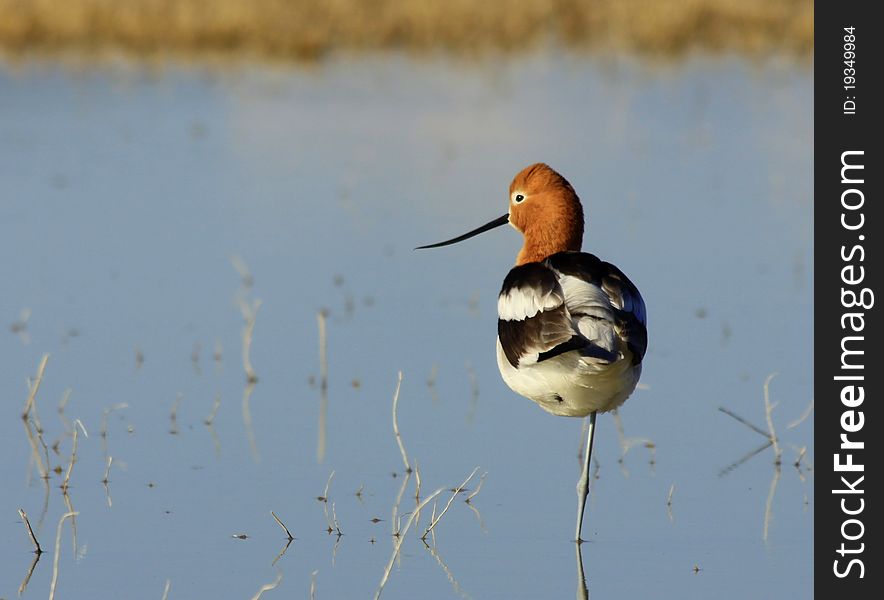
[816,0,881,595]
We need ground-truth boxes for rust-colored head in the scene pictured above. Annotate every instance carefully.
[508,163,583,265]
[415,163,584,266]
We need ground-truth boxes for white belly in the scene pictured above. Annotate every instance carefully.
[496,338,641,417]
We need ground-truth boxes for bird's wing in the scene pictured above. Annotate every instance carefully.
[545,252,648,365]
[497,262,618,368]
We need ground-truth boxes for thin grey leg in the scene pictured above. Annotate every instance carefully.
[575,412,597,543]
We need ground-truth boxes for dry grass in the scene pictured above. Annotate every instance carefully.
[0,0,812,60]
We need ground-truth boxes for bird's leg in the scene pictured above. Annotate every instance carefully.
[575,538,588,600]
[575,412,597,543]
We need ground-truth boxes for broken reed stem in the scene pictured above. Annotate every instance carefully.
[22,354,50,420]
[788,398,814,429]
[666,483,676,522]
[718,407,771,439]
[465,471,487,503]
[391,471,410,538]
[250,573,282,600]
[23,418,49,481]
[191,340,202,373]
[61,427,79,492]
[718,440,773,477]
[423,540,469,598]
[763,464,781,542]
[241,299,261,383]
[48,511,77,600]
[103,456,114,508]
[317,310,328,390]
[427,364,439,403]
[331,502,342,535]
[271,511,294,540]
[322,470,335,501]
[391,371,411,473]
[57,388,72,430]
[375,488,443,600]
[429,500,438,546]
[317,309,328,463]
[213,339,223,369]
[465,361,479,422]
[18,508,42,553]
[421,467,480,540]
[18,552,41,596]
[231,255,254,289]
[310,570,318,600]
[320,471,338,532]
[161,579,171,600]
[169,393,182,435]
[763,373,782,464]
[413,463,422,502]
[102,455,113,484]
[241,381,260,461]
[205,392,222,425]
[100,403,128,442]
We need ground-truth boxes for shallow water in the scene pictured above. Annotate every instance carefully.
[1,53,812,599]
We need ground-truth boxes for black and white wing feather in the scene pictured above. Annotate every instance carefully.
[496,253,647,370]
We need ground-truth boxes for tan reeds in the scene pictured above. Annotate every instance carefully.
[0,0,814,59]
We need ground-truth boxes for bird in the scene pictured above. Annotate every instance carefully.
[417,163,647,542]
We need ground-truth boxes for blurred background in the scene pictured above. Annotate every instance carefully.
[2,2,812,599]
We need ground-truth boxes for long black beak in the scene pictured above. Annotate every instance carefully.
[415,214,509,250]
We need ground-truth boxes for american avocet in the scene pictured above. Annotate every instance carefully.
[418,163,647,542]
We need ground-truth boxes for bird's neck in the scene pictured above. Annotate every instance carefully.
[516,224,583,266]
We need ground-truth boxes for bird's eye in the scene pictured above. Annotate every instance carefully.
[514,194,525,203]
